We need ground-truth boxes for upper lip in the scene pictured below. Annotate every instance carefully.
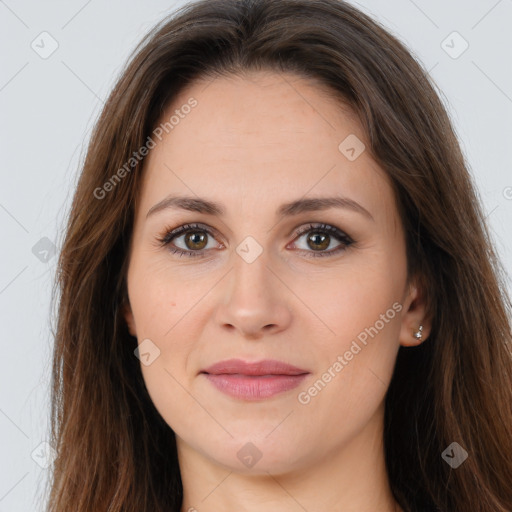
[201,358,309,376]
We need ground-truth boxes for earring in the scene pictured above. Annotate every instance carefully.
[413,325,423,340]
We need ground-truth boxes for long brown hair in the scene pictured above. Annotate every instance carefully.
[46,1,512,510]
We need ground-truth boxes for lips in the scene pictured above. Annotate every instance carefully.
[202,358,308,376]
[200,358,310,400]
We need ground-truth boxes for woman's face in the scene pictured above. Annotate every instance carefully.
[124,71,427,474]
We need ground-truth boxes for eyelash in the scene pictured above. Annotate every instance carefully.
[155,222,354,259]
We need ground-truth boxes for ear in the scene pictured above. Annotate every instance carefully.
[398,276,432,347]
[122,299,137,338]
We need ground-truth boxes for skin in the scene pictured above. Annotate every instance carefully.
[123,70,430,512]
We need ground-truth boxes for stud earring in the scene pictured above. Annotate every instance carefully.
[413,325,423,340]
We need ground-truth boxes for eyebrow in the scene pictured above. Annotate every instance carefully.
[146,195,374,221]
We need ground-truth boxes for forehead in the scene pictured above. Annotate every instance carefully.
[138,71,395,224]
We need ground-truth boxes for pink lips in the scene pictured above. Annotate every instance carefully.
[201,358,309,401]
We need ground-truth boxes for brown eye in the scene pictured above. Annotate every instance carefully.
[157,223,221,257]
[306,232,331,251]
[184,231,208,250]
[158,222,353,259]
[292,223,354,258]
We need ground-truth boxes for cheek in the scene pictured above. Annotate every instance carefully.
[294,295,402,450]
[294,250,406,353]
[127,255,203,338]
[131,274,200,429]
[292,249,405,415]
[297,281,402,403]
[128,260,214,401]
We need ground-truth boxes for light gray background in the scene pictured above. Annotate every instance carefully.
[1,1,511,510]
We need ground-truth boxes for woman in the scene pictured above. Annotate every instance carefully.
[46,0,512,511]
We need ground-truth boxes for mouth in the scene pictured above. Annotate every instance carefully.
[200,358,310,401]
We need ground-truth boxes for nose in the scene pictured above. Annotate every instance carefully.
[212,251,293,340]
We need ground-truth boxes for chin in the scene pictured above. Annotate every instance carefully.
[194,432,311,475]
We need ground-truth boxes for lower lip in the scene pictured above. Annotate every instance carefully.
[203,373,308,400]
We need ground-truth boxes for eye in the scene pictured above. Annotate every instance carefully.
[289,223,354,258]
[155,222,354,259]
[155,223,223,258]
